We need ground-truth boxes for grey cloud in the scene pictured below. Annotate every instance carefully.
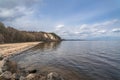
[0,0,41,9]
[0,0,42,21]
[112,28,120,33]
[0,7,26,21]
[55,25,64,31]
[59,19,120,39]
[0,0,49,32]
[78,19,120,35]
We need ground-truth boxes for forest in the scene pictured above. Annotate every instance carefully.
[0,22,61,43]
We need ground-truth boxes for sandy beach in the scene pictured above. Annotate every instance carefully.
[0,42,41,57]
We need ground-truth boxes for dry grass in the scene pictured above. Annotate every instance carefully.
[0,42,41,57]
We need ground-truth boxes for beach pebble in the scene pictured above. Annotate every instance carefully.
[20,76,26,80]
[26,73,39,80]
[0,58,18,75]
[0,71,12,79]
[11,73,20,80]
[47,72,64,80]
[0,54,4,60]
[0,58,7,74]
[40,76,46,80]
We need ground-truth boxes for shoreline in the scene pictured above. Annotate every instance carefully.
[0,42,41,57]
[0,41,64,80]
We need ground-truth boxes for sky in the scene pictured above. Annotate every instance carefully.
[0,0,120,40]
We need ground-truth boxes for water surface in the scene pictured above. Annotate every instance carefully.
[10,41,120,80]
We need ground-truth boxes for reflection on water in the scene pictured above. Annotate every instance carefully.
[10,41,120,80]
[32,42,61,51]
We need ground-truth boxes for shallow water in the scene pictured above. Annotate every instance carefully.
[10,41,120,80]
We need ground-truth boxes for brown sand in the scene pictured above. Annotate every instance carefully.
[0,42,41,57]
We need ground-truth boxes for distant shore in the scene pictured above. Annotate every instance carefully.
[0,42,41,57]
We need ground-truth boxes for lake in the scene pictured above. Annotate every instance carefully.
[10,41,120,80]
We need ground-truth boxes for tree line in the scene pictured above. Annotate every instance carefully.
[0,22,61,43]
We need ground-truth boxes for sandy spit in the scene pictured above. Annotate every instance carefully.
[0,42,41,57]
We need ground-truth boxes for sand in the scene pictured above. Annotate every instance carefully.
[0,42,41,57]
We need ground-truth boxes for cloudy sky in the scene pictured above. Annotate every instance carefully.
[0,0,120,40]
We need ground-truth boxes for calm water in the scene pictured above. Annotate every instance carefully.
[10,41,120,80]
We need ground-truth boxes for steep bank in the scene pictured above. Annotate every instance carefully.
[0,22,61,43]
